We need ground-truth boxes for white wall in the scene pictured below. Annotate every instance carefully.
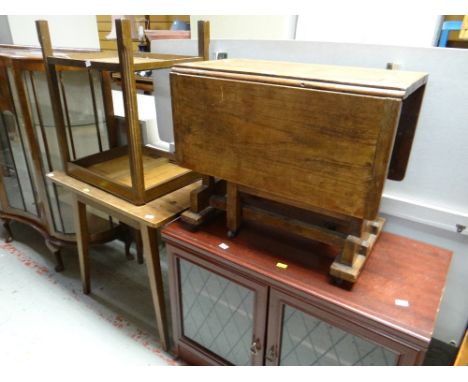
[190,15,296,40]
[152,38,468,346]
[296,14,442,47]
[0,16,13,44]
[7,15,99,49]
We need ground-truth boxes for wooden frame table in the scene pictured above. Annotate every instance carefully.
[47,170,199,351]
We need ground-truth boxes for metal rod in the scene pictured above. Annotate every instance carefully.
[3,73,32,212]
[58,71,77,160]
[27,73,66,233]
[28,72,53,171]
[88,70,103,152]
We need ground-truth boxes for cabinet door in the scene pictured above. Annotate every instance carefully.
[265,289,420,366]
[168,245,268,365]
[23,69,111,234]
[0,110,39,217]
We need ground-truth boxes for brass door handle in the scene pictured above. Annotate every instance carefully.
[250,339,261,355]
[265,345,277,363]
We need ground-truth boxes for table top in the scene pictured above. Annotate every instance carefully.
[47,171,199,228]
[162,216,452,346]
[173,58,428,98]
[47,51,204,71]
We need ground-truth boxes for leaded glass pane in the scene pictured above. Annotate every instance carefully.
[280,305,398,366]
[179,258,254,365]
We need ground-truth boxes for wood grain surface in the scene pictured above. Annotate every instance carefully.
[162,216,452,346]
[48,171,199,228]
[172,71,402,220]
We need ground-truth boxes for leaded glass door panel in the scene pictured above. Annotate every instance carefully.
[265,289,419,366]
[169,247,268,365]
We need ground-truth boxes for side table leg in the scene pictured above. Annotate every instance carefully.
[140,223,168,351]
[73,196,90,294]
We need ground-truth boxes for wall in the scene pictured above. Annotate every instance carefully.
[0,16,13,44]
[152,38,468,346]
[296,14,442,47]
[7,15,99,49]
[189,15,297,40]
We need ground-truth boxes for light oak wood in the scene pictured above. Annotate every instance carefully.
[38,19,210,206]
[454,329,468,366]
[172,68,402,220]
[48,171,199,228]
[73,196,90,294]
[171,58,427,283]
[173,58,428,98]
[86,154,192,188]
[140,224,169,350]
[48,171,198,352]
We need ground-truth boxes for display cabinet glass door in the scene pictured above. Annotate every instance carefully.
[265,289,419,366]
[0,95,39,217]
[21,68,111,234]
[171,251,268,365]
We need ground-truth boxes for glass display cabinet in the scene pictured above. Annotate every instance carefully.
[0,45,121,271]
[36,18,210,206]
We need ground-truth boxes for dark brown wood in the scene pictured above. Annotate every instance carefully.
[1,217,13,242]
[388,84,426,181]
[45,239,64,272]
[162,215,452,366]
[167,237,269,365]
[226,182,241,237]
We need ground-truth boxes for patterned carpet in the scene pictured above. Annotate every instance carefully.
[0,221,178,366]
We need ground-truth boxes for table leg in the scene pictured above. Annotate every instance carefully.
[140,223,168,351]
[73,196,90,294]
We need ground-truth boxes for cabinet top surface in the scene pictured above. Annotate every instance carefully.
[173,58,428,98]
[162,217,452,344]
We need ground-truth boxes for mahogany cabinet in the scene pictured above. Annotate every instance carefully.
[162,217,452,366]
